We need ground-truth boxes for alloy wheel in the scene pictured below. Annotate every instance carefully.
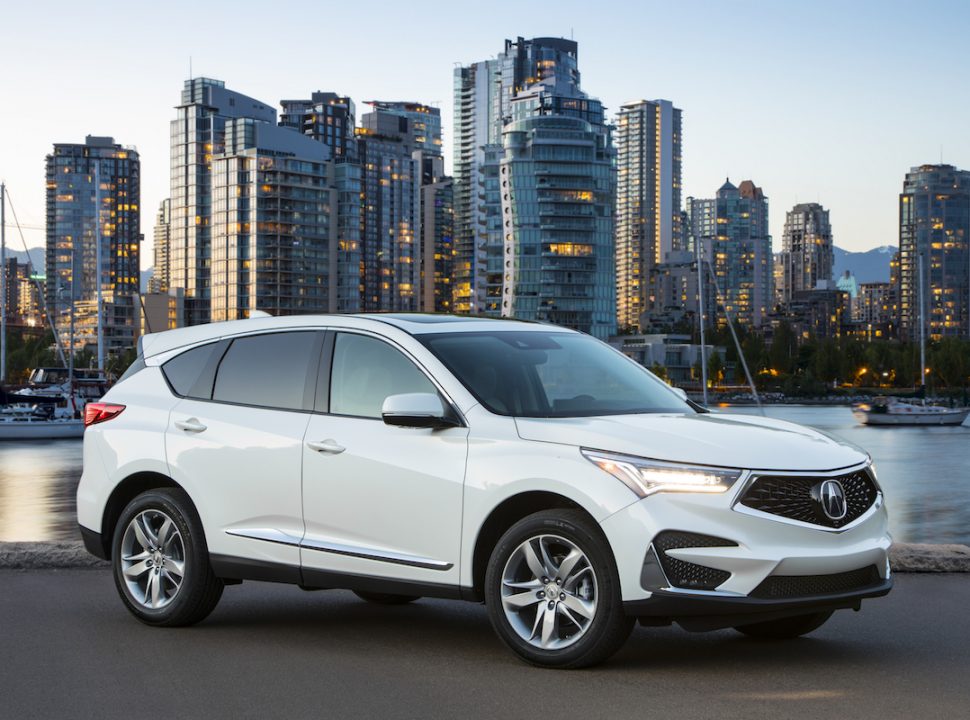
[119,509,186,610]
[500,534,598,650]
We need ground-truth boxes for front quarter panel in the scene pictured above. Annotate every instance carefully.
[459,405,639,589]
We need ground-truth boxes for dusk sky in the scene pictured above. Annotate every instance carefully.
[2,0,969,269]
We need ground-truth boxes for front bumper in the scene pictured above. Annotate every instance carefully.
[600,462,893,624]
[624,578,892,631]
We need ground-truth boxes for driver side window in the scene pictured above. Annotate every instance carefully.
[329,333,437,419]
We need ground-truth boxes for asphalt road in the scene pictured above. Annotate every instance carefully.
[1,571,967,720]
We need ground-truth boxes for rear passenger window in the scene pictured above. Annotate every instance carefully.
[162,343,219,397]
[330,333,437,418]
[213,332,317,411]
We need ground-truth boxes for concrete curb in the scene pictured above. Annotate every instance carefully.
[1,541,969,572]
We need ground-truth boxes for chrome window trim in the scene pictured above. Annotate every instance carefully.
[226,528,453,571]
[730,461,881,534]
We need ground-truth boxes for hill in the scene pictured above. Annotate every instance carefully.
[833,245,896,284]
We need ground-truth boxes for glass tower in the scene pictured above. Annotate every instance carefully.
[899,164,970,340]
[615,99,683,331]
[779,202,833,304]
[688,179,772,329]
[169,78,276,325]
[45,136,140,355]
[209,119,335,321]
[500,112,616,339]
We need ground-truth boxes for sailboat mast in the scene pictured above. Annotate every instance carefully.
[1,182,7,383]
[0,183,7,383]
[918,252,926,392]
[95,163,104,372]
[696,235,708,405]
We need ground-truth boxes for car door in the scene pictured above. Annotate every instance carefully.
[165,331,324,577]
[301,331,468,590]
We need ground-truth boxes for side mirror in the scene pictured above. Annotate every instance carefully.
[671,387,688,402]
[381,393,459,429]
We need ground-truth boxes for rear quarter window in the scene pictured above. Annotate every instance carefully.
[161,343,220,397]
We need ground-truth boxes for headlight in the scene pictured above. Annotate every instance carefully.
[581,449,743,497]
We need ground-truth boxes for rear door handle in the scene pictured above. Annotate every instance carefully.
[174,418,207,433]
[306,439,346,454]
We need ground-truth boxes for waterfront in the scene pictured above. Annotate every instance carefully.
[0,405,967,544]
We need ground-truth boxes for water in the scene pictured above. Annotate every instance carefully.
[0,407,968,544]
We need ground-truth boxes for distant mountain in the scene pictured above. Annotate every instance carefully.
[6,248,153,294]
[833,245,896,284]
[5,247,45,276]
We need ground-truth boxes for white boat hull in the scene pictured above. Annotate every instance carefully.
[0,420,85,440]
[852,409,970,426]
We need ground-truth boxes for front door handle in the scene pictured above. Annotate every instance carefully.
[174,418,207,433]
[306,439,346,454]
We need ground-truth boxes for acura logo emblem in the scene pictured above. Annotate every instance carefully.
[818,480,848,521]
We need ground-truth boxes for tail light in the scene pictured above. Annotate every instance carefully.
[84,403,126,427]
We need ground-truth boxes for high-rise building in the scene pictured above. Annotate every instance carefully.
[615,99,683,331]
[500,107,616,339]
[688,179,772,329]
[778,202,833,304]
[279,91,361,313]
[356,109,421,312]
[455,37,616,337]
[45,135,140,355]
[169,78,276,325]
[419,162,455,313]
[857,282,895,340]
[454,38,598,320]
[208,119,337,321]
[279,92,358,162]
[898,164,970,340]
[452,59,500,314]
[645,250,715,332]
[150,199,171,293]
[3,256,43,328]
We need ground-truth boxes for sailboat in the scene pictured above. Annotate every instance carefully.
[0,182,87,439]
[852,254,969,427]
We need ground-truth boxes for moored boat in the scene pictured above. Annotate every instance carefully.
[852,397,970,426]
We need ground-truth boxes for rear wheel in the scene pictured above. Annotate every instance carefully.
[352,591,420,605]
[734,610,833,639]
[484,509,633,668]
[111,488,223,627]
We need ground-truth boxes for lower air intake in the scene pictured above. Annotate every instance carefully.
[652,531,737,592]
[750,565,882,599]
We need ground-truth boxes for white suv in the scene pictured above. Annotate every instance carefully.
[78,314,891,668]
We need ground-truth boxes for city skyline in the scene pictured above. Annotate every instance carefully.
[3,1,970,269]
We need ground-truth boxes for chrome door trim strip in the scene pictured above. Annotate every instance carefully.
[225,528,453,571]
[300,536,454,571]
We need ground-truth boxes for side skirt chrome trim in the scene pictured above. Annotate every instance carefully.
[225,528,453,571]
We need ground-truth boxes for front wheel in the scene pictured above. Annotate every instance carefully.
[484,509,634,668]
[111,488,224,627]
[734,610,833,639]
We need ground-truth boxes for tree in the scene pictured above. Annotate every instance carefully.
[707,351,724,387]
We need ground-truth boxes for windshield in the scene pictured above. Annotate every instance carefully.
[419,330,693,418]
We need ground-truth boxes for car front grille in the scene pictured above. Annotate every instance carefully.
[738,468,879,529]
[750,565,882,599]
[652,531,737,591]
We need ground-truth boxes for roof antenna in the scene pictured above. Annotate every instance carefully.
[189,55,193,80]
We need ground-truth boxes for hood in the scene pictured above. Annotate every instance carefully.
[514,412,867,472]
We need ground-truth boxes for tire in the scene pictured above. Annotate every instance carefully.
[484,509,634,668]
[353,591,421,605]
[111,488,224,627]
[734,610,833,639]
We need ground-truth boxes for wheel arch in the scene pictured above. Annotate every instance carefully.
[468,491,602,602]
[99,472,187,559]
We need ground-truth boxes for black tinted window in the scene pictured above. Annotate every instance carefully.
[213,332,317,410]
[162,343,219,397]
[420,331,691,418]
[330,333,436,418]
